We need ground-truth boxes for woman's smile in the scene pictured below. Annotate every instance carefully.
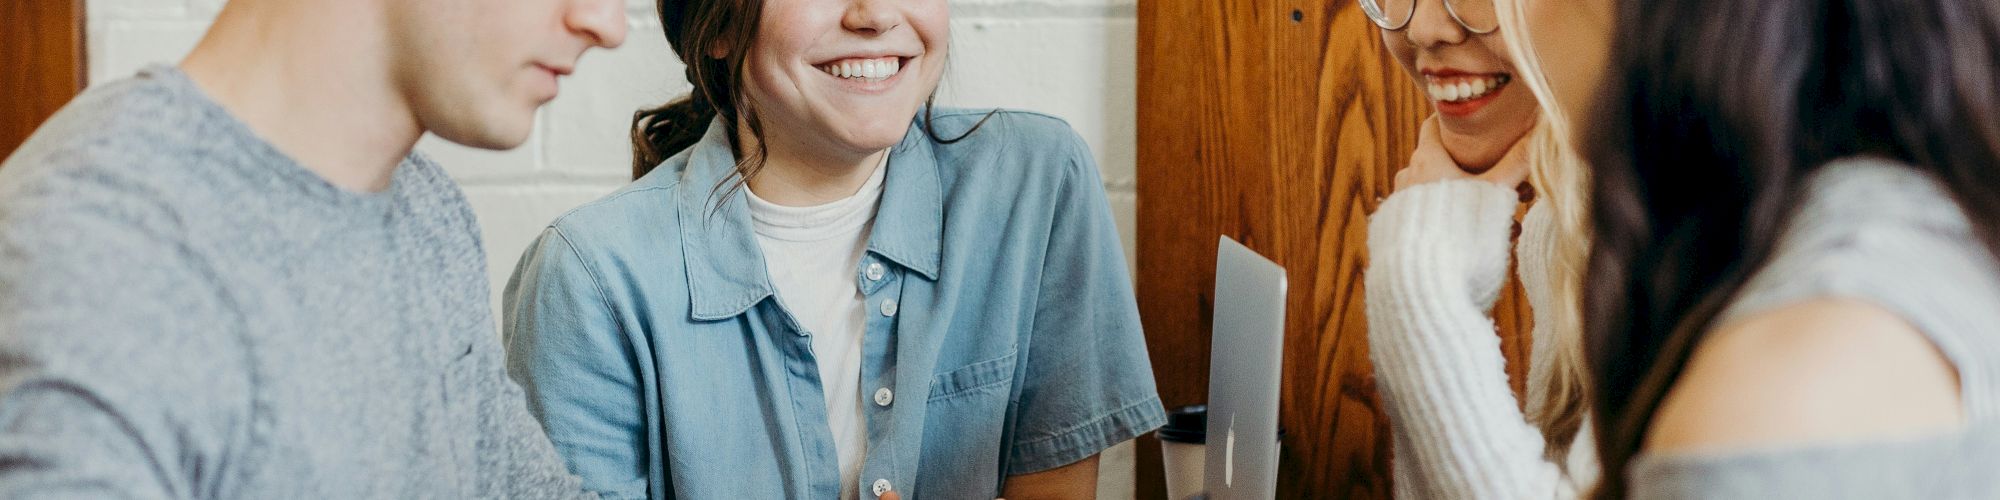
[1424,69,1513,117]
[815,55,911,87]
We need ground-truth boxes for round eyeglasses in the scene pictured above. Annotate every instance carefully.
[1359,0,1499,34]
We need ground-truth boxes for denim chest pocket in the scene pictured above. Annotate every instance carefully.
[928,351,1018,401]
[917,351,1018,498]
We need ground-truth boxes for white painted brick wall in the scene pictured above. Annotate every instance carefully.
[86,0,1143,497]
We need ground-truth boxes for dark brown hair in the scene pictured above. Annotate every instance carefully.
[1580,0,2000,497]
[630,0,995,190]
[630,0,762,181]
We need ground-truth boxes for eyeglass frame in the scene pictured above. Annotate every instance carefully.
[1359,0,1499,35]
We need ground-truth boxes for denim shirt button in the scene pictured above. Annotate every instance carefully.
[872,479,893,496]
[879,298,899,317]
[865,262,886,281]
[874,387,894,407]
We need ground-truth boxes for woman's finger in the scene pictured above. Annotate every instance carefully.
[1394,115,1475,191]
[1411,115,1456,167]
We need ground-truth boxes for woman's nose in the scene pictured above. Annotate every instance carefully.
[1405,0,1468,48]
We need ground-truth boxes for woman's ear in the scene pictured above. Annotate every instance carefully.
[707,41,730,59]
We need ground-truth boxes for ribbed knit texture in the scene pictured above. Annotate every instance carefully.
[1366,179,1596,499]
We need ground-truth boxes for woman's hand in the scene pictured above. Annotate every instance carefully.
[1373,115,1536,310]
[1393,116,1533,197]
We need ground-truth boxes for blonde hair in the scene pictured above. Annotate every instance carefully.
[1493,0,1596,467]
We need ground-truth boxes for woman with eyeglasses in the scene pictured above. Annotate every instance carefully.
[1361,0,1602,497]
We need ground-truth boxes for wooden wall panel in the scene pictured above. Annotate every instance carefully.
[1134,0,1533,497]
[2,0,87,160]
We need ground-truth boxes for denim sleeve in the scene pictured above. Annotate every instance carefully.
[502,227,650,500]
[1007,131,1169,474]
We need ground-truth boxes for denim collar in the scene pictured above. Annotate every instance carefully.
[675,117,944,321]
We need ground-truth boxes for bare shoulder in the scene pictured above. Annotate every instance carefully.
[1645,298,1963,454]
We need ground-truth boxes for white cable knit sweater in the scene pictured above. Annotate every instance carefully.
[1365,179,1600,499]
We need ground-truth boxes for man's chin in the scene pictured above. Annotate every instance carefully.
[433,117,533,152]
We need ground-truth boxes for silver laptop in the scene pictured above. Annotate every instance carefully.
[1204,236,1287,500]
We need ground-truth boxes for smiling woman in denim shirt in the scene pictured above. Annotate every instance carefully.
[498,0,1165,497]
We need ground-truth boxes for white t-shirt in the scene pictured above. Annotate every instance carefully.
[745,155,888,500]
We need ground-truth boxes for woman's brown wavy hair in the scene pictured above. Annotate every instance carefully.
[1580,0,2000,497]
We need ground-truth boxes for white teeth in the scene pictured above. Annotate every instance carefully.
[822,57,900,82]
[1426,74,1508,103]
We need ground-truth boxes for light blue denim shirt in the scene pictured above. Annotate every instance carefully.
[501,108,1166,500]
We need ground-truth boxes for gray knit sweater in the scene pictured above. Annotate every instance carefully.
[1367,158,2000,499]
[1627,158,2000,499]
[0,66,590,498]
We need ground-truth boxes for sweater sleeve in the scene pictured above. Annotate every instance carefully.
[0,205,250,500]
[1365,179,1579,499]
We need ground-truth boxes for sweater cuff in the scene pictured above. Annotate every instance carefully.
[1367,179,1521,308]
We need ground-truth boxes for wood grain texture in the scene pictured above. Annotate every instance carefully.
[1134,0,1533,497]
[1,0,87,161]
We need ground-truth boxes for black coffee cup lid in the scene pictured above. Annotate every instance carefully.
[1157,404,1207,443]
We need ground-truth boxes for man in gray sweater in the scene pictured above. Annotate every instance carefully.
[0,0,625,497]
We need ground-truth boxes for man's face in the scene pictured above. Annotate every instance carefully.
[387,0,627,150]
